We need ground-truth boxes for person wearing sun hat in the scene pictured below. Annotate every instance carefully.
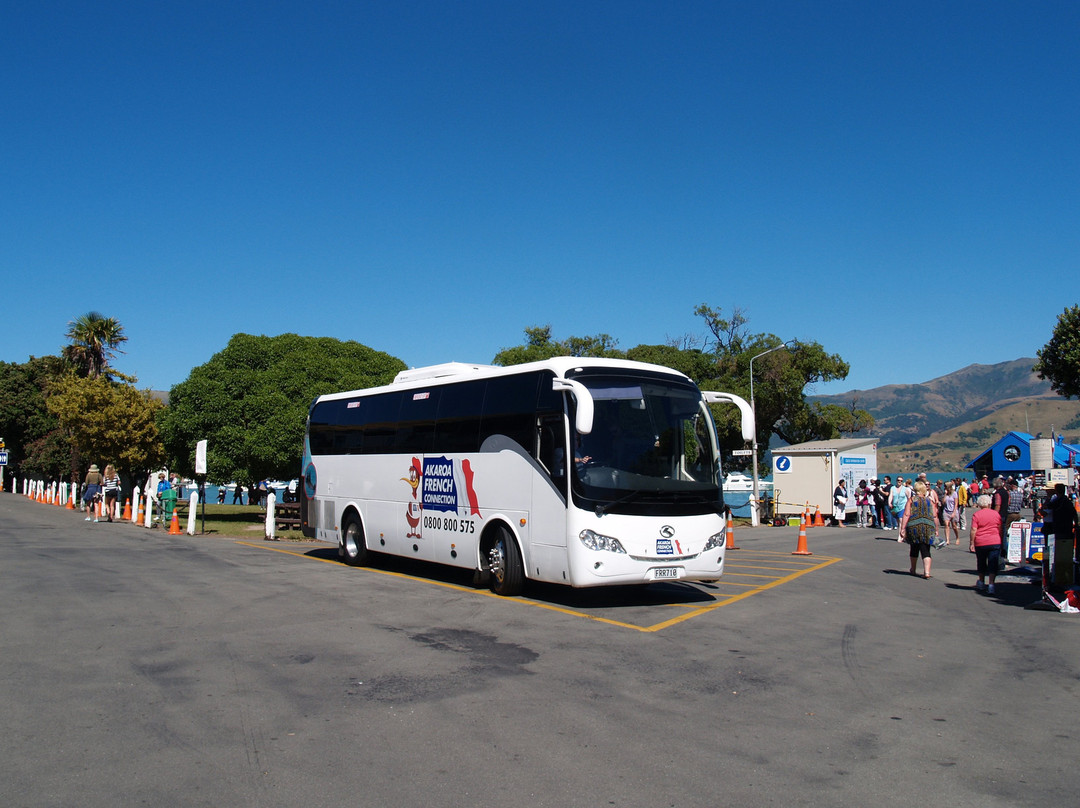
[82,463,104,521]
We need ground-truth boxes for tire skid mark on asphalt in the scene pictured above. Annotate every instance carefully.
[235,540,842,633]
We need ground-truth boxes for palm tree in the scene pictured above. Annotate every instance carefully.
[63,312,127,379]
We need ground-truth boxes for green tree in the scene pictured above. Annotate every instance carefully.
[159,334,406,485]
[1034,305,1080,398]
[0,356,67,480]
[493,304,867,466]
[62,311,128,380]
[46,374,165,482]
[493,326,624,365]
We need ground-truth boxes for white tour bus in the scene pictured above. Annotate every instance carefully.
[300,358,753,596]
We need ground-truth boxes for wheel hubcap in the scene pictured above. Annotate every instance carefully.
[488,542,505,582]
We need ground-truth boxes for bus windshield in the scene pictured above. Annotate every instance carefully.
[568,370,722,515]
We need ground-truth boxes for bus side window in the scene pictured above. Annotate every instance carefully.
[397,388,441,454]
[435,380,486,453]
[362,392,403,454]
[538,414,567,485]
[481,373,540,451]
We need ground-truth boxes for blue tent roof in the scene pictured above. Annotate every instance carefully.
[965,431,1080,471]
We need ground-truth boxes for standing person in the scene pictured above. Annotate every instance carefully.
[1046,483,1077,589]
[102,464,122,522]
[878,476,895,530]
[832,478,847,526]
[217,486,227,504]
[899,480,940,578]
[941,482,961,546]
[83,464,104,522]
[155,472,172,524]
[866,479,881,529]
[232,484,244,505]
[855,480,872,528]
[990,477,1009,545]
[889,476,910,530]
[1004,478,1024,551]
[916,473,942,524]
[956,477,969,530]
[969,493,1003,593]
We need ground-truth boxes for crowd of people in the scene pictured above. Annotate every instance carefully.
[847,473,1062,533]
[841,472,1078,591]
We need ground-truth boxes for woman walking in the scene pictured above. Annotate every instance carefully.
[83,464,104,522]
[898,480,940,578]
[968,494,1003,594]
[102,464,122,522]
[941,482,961,546]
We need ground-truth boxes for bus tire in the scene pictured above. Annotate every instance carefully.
[341,513,370,567]
[488,526,524,596]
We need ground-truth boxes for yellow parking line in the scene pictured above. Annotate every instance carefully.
[236,540,841,633]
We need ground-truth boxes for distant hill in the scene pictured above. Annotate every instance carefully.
[811,358,1080,471]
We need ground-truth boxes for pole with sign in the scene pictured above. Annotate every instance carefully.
[195,439,208,534]
[0,437,6,492]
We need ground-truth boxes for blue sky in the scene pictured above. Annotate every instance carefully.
[3,1,1077,397]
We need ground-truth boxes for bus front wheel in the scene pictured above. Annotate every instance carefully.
[341,514,370,566]
[488,527,524,596]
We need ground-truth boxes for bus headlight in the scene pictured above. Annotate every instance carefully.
[703,531,725,552]
[579,529,627,554]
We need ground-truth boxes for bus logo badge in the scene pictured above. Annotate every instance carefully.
[660,525,675,538]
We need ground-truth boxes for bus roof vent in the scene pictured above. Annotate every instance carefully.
[393,362,498,384]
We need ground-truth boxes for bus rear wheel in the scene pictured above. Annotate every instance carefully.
[341,514,370,566]
[488,526,524,596]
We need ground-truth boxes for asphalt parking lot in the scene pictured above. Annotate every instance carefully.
[2,493,1077,807]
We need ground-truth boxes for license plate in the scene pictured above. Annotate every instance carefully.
[652,567,679,579]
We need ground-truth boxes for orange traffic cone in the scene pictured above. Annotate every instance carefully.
[792,515,812,556]
[813,506,825,527]
[66,492,75,509]
[803,502,811,526]
[168,508,183,535]
[136,499,145,525]
[122,499,132,520]
[725,519,740,550]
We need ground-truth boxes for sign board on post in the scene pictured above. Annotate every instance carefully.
[1007,520,1030,564]
[0,450,8,466]
[195,440,208,475]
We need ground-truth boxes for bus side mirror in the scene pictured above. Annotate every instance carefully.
[553,378,594,435]
[703,391,755,443]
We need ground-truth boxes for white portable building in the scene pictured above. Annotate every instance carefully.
[771,438,878,518]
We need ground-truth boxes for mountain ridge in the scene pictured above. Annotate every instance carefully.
[811,358,1080,452]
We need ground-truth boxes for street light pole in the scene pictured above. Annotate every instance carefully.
[749,342,792,526]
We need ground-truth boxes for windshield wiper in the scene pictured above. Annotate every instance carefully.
[595,489,654,517]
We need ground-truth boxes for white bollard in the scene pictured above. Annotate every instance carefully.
[131,487,141,524]
[264,491,276,540]
[144,494,154,528]
[186,490,198,535]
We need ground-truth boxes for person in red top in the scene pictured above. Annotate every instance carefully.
[969,493,1003,594]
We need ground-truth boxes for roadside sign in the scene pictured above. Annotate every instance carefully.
[0,450,8,466]
[731,449,753,456]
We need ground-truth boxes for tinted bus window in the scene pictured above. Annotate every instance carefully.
[310,399,365,455]
[435,380,486,453]
[396,388,441,454]
[362,391,402,454]
[481,372,541,451]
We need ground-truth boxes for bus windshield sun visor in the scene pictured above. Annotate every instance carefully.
[552,378,594,435]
